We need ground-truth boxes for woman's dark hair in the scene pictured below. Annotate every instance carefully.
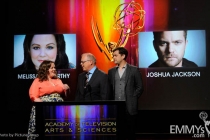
[18,34,70,70]
[37,60,57,82]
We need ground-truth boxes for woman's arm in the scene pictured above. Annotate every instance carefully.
[29,78,42,102]
[57,79,70,96]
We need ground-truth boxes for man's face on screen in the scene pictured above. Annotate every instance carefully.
[154,31,187,67]
[30,35,57,70]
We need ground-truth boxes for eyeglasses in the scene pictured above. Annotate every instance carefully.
[80,60,90,64]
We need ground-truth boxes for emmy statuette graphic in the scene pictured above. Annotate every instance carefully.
[199,111,210,137]
[91,0,145,61]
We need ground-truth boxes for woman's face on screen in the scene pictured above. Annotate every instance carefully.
[30,34,57,70]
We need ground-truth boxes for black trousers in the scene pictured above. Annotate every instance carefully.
[117,111,138,140]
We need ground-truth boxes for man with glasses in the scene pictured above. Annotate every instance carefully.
[75,53,110,101]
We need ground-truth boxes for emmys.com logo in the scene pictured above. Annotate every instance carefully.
[170,111,210,138]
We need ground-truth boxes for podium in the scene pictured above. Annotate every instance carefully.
[35,101,126,140]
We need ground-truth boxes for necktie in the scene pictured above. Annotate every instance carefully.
[84,72,90,88]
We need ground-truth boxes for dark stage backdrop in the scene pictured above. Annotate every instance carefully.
[6,0,210,139]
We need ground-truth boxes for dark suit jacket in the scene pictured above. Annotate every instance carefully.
[108,64,144,115]
[75,68,110,101]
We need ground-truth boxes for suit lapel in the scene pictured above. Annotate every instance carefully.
[82,73,86,86]
[80,73,86,93]
[112,68,117,88]
[88,68,98,85]
[125,64,131,85]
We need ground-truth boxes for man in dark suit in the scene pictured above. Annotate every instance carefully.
[75,53,109,101]
[108,47,144,140]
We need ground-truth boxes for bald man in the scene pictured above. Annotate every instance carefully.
[75,53,110,101]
